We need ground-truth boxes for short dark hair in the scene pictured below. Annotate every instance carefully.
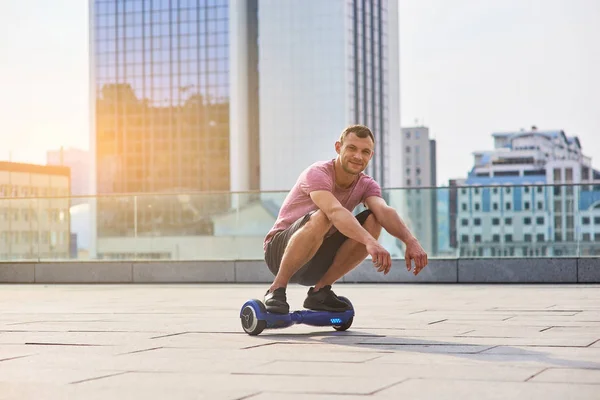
[339,124,375,144]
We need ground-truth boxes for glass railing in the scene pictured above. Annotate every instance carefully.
[0,183,599,261]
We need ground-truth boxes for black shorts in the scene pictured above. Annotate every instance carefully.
[264,209,373,286]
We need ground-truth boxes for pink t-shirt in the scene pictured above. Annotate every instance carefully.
[264,159,382,250]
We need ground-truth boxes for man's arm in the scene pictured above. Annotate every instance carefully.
[364,195,428,274]
[310,190,392,271]
[310,190,378,247]
[364,196,417,244]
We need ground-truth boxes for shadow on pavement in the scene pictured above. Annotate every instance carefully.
[247,328,600,370]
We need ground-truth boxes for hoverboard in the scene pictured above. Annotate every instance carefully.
[240,297,354,335]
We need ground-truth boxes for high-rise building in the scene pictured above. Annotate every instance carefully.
[456,127,600,257]
[89,0,260,258]
[89,0,401,259]
[400,126,437,254]
[258,0,401,191]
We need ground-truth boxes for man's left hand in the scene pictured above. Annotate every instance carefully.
[405,239,428,276]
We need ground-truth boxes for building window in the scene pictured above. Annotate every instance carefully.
[406,146,410,153]
[461,235,469,243]
[524,187,530,193]
[524,217,532,225]
[474,218,481,226]
[595,217,600,225]
[524,234,532,242]
[505,217,512,225]
[583,233,591,241]
[536,234,545,242]
[493,203,498,211]
[492,218,500,225]
[474,203,480,211]
[505,234,513,242]
[462,203,467,211]
[474,235,482,243]
[493,188,498,194]
[566,168,573,182]
[536,217,544,225]
[554,168,561,181]
[537,201,543,210]
[405,131,410,139]
[524,201,530,210]
[506,187,511,194]
[505,202,511,210]
[493,234,500,243]
[461,219,468,226]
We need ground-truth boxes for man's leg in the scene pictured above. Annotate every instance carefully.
[314,211,382,290]
[301,210,382,312]
[269,210,332,291]
[263,210,333,313]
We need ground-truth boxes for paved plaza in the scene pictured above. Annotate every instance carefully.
[0,283,599,399]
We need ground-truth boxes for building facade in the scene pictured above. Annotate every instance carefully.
[90,0,260,258]
[257,0,401,191]
[400,126,437,254]
[455,127,600,257]
[0,162,71,260]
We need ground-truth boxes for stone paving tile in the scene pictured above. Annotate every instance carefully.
[0,283,599,399]
[529,368,600,384]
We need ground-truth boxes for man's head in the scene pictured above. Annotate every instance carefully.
[335,125,375,175]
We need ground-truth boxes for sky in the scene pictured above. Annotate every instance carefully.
[0,0,598,186]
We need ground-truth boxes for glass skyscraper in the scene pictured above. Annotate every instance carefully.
[257,0,401,191]
[93,0,231,195]
[90,0,259,248]
[88,0,400,258]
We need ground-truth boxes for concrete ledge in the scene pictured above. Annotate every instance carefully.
[578,258,600,283]
[0,258,598,284]
[34,262,133,283]
[133,261,235,283]
[458,258,578,283]
[343,259,457,283]
[0,263,35,283]
[234,261,274,283]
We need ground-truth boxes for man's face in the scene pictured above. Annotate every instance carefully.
[335,132,374,175]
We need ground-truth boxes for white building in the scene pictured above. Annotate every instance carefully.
[400,126,437,254]
[256,0,401,191]
[456,127,600,257]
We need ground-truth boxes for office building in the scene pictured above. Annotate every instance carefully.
[456,127,600,257]
[90,0,260,258]
[89,0,400,259]
[0,162,71,260]
[258,0,401,190]
[400,126,437,254]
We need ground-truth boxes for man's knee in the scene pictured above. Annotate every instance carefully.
[302,209,333,237]
[361,211,382,239]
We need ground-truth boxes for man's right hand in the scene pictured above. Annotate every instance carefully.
[366,240,392,275]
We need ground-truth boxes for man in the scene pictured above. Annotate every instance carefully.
[263,124,428,314]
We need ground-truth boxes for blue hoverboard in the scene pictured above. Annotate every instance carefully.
[240,297,355,336]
